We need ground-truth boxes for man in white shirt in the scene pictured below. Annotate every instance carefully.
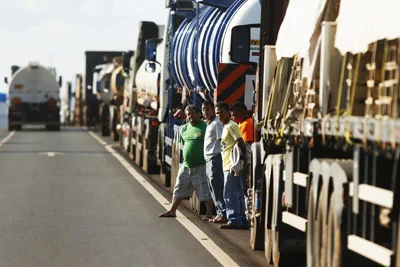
[202,100,227,223]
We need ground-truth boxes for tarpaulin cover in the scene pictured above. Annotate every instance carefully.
[335,0,400,55]
[275,0,327,60]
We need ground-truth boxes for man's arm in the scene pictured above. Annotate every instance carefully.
[236,137,246,154]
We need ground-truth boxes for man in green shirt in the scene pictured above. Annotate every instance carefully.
[159,105,213,219]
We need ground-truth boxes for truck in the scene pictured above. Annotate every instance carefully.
[61,81,73,126]
[92,56,125,138]
[114,0,261,214]
[75,51,124,128]
[4,62,62,131]
[230,0,400,266]
[118,0,261,202]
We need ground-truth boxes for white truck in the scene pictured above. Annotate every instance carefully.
[5,62,62,131]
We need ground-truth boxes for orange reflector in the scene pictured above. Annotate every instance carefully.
[151,121,159,127]
[11,97,22,104]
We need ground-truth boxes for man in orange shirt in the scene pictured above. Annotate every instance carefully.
[229,101,254,144]
[230,101,253,196]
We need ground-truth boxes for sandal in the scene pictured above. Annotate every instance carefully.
[212,216,228,224]
[202,216,213,221]
[159,212,176,218]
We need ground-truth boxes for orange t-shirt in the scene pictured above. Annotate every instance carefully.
[239,117,254,143]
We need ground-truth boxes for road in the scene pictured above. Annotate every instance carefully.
[0,126,266,267]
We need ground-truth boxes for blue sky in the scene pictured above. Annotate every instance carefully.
[0,0,166,94]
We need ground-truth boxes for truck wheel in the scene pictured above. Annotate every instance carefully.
[142,134,149,173]
[326,192,343,267]
[111,130,118,142]
[250,142,265,250]
[122,129,130,153]
[15,125,22,131]
[129,130,135,161]
[101,125,109,136]
[191,192,203,214]
[135,133,142,167]
[307,186,316,267]
[265,229,273,263]
[264,155,274,263]
[397,213,400,267]
[272,230,280,267]
[314,189,328,267]
[250,168,265,250]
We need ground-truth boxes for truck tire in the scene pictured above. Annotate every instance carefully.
[272,230,280,267]
[135,132,142,167]
[101,125,110,136]
[264,155,274,264]
[265,229,273,264]
[142,134,158,174]
[307,186,316,267]
[192,191,206,215]
[129,131,135,161]
[250,195,265,251]
[250,142,265,251]
[314,189,328,267]
[110,110,119,142]
[15,125,22,131]
[397,213,400,267]
[326,192,344,267]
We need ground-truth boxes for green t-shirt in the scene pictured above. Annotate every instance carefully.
[180,121,207,168]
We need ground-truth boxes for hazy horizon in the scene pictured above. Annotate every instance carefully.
[0,0,166,95]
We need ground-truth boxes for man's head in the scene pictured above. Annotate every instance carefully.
[229,101,248,124]
[202,100,215,122]
[215,102,230,124]
[185,105,202,124]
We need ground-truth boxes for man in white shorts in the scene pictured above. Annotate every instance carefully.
[159,105,213,219]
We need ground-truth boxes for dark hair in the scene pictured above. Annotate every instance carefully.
[202,100,214,109]
[229,101,247,112]
[215,102,230,111]
[185,104,201,114]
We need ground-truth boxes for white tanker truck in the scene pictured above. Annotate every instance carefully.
[4,62,62,131]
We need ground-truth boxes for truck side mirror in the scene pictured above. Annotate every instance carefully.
[230,25,260,66]
[145,62,156,73]
[145,39,158,62]
[4,77,8,84]
[123,50,134,71]
[58,76,62,87]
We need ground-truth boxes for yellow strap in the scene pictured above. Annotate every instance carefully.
[345,53,361,145]
[335,54,347,138]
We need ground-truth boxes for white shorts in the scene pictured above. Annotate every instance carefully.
[173,164,212,201]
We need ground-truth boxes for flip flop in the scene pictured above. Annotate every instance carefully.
[159,212,176,218]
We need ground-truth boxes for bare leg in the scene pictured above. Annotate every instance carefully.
[159,198,183,217]
[205,200,214,218]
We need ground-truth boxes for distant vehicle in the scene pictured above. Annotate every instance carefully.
[4,62,62,131]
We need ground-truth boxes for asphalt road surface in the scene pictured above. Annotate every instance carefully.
[0,126,266,267]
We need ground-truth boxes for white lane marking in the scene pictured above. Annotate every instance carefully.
[88,131,239,267]
[88,131,107,145]
[0,131,15,146]
[48,152,55,157]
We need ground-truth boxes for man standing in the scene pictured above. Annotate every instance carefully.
[229,101,254,144]
[215,102,248,229]
[159,105,213,219]
[202,100,227,223]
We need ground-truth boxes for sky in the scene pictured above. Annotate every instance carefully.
[0,0,166,94]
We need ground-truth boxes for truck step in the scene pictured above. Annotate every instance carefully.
[282,171,308,187]
[282,211,307,232]
[347,235,393,267]
[349,183,393,209]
